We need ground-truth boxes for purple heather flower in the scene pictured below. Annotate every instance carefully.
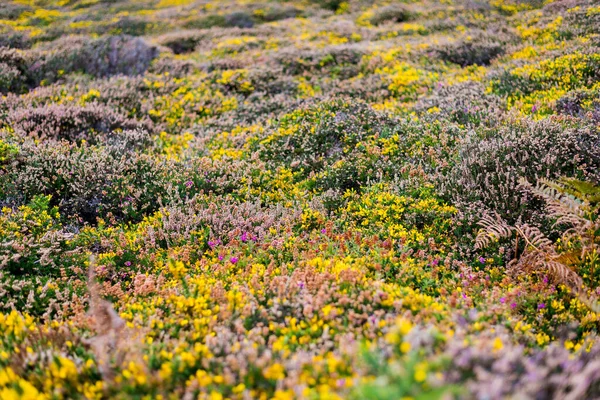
[321,228,327,234]
[230,256,239,264]
[298,282,305,289]
[218,254,224,261]
[538,303,546,310]
[479,256,486,263]
[500,297,505,304]
[185,180,193,188]
[124,261,131,267]
[510,302,517,309]
[543,276,549,284]
[241,232,248,242]
[431,259,439,266]
[532,104,538,113]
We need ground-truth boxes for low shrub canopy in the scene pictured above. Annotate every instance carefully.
[1,0,600,399]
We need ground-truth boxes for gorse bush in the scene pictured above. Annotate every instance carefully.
[255,99,397,179]
[0,0,600,399]
[0,195,65,276]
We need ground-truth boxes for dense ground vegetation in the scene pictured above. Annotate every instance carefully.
[0,0,600,398]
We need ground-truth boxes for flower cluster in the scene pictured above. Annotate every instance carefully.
[1,0,600,398]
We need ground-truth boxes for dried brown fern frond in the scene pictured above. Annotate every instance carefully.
[475,213,514,249]
[87,257,125,336]
[479,179,600,313]
[513,224,553,251]
[521,178,590,226]
[84,255,145,381]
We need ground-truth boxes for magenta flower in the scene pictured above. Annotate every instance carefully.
[479,256,486,263]
[230,256,239,264]
[185,180,193,188]
[241,232,248,242]
[124,261,131,267]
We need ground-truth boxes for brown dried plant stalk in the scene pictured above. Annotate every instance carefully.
[84,255,144,382]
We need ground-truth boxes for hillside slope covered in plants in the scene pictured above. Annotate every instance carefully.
[1,0,600,398]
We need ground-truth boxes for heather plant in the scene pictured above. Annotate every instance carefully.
[255,4,302,22]
[27,35,158,87]
[434,33,508,67]
[0,2,32,20]
[6,102,153,143]
[0,47,28,94]
[414,81,505,127]
[0,30,30,49]
[148,56,201,78]
[310,0,346,12]
[365,5,413,26]
[0,0,599,398]
[1,136,178,223]
[550,0,600,37]
[156,30,207,54]
[444,333,600,399]
[440,116,600,226]
[73,75,154,119]
[555,87,600,117]
[223,11,256,29]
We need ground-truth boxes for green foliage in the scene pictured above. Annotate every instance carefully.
[0,0,599,398]
[0,139,18,163]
